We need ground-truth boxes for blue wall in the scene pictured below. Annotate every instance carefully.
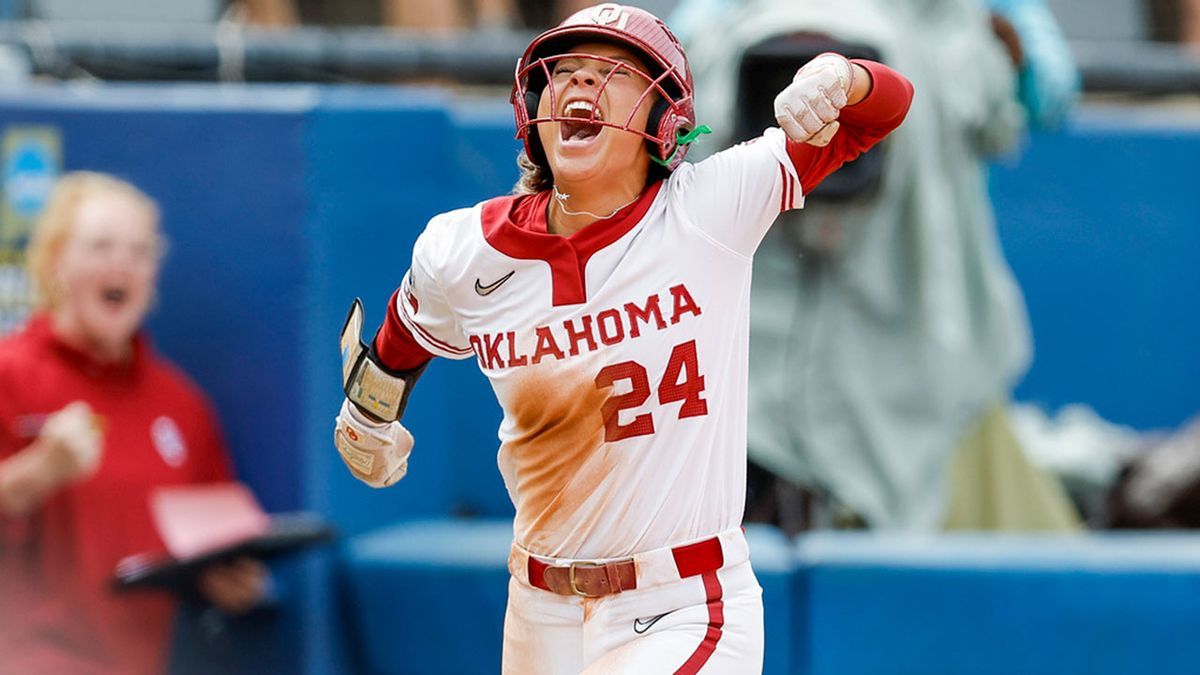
[794,532,1200,675]
[991,110,1200,430]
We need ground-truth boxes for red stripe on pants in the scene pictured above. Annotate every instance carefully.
[674,571,725,675]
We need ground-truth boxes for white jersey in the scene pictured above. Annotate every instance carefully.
[397,128,804,559]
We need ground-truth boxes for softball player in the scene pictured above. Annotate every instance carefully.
[335,4,912,672]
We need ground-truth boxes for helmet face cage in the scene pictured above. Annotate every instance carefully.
[513,50,688,158]
[509,4,697,172]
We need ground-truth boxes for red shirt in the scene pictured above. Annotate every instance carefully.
[0,314,233,675]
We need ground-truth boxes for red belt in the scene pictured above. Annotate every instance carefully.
[526,536,725,598]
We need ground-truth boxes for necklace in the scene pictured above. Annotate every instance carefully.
[552,186,639,220]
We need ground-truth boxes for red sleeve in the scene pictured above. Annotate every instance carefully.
[787,59,914,194]
[373,288,435,372]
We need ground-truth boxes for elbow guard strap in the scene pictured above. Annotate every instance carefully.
[340,298,426,423]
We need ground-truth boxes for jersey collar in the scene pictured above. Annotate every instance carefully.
[481,181,664,306]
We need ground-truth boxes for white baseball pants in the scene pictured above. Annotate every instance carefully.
[502,529,765,674]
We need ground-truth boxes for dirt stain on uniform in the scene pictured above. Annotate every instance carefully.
[581,597,601,623]
[506,370,611,553]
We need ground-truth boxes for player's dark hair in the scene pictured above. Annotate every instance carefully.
[513,150,552,195]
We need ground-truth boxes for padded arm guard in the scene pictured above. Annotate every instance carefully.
[340,298,426,423]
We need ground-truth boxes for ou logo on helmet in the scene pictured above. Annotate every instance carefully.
[591,3,630,30]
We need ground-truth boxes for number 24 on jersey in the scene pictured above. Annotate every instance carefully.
[594,339,708,442]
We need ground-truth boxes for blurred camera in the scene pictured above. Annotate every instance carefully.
[735,33,886,203]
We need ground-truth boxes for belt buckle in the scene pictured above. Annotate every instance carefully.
[567,560,604,598]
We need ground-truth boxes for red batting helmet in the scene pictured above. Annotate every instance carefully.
[511,3,698,172]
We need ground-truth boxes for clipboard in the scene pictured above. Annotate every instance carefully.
[112,483,335,592]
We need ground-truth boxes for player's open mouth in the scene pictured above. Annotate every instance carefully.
[560,100,603,145]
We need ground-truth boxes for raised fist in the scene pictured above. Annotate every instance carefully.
[39,401,104,485]
[774,52,855,146]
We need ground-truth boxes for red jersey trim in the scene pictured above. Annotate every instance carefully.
[373,289,436,371]
[396,302,473,357]
[480,182,665,307]
[777,163,797,212]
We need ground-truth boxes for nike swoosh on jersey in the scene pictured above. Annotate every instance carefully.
[633,611,674,635]
[474,271,515,296]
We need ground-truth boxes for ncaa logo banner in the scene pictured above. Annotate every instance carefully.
[0,126,61,334]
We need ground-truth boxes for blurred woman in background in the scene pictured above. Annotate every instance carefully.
[0,172,266,674]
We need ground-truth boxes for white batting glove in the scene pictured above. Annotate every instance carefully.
[333,399,413,488]
[39,401,103,485]
[774,52,855,146]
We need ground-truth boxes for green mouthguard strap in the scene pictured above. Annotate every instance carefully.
[650,124,713,168]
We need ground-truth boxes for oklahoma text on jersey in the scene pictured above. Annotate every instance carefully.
[468,284,703,370]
